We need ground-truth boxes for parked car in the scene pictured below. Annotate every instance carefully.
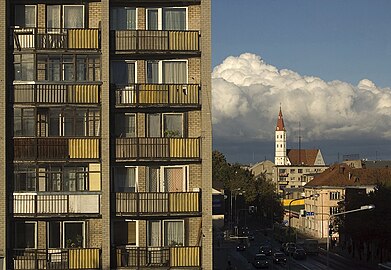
[281,242,296,255]
[252,254,269,269]
[236,239,247,251]
[293,248,307,260]
[259,245,272,256]
[272,252,287,264]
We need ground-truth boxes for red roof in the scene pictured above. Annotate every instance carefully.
[276,107,285,131]
[287,149,320,166]
[306,163,391,187]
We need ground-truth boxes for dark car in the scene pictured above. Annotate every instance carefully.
[259,245,272,256]
[282,242,296,255]
[236,240,247,251]
[272,252,287,264]
[252,254,269,269]
[247,231,255,241]
[293,248,307,260]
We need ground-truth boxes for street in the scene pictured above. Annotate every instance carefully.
[213,229,378,270]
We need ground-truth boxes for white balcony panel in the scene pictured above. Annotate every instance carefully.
[69,194,100,213]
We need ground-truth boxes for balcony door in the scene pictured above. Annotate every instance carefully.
[47,5,84,32]
[147,113,184,138]
[148,220,184,247]
[146,60,187,84]
[147,166,188,192]
[115,167,137,193]
[146,8,187,31]
[111,61,136,104]
[110,7,136,30]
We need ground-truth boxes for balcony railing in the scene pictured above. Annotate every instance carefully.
[115,137,200,160]
[12,27,100,50]
[14,138,100,160]
[113,83,200,107]
[12,193,101,216]
[115,246,200,268]
[13,248,101,270]
[111,30,199,53]
[13,84,101,104]
[116,192,201,217]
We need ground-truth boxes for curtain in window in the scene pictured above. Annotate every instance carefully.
[162,61,186,84]
[64,6,84,29]
[110,8,136,30]
[164,167,183,192]
[164,221,183,246]
[147,9,158,30]
[163,8,186,30]
[47,5,60,31]
[111,62,135,85]
[147,167,160,192]
[116,167,136,192]
[124,114,136,137]
[163,114,182,137]
[146,61,159,84]
[148,221,161,246]
[147,114,161,137]
[15,5,36,27]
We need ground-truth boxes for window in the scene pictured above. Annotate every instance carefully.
[146,8,186,30]
[147,166,188,192]
[290,169,295,173]
[115,167,137,192]
[148,220,184,247]
[14,108,35,136]
[330,206,339,215]
[48,108,100,137]
[115,113,136,137]
[47,5,84,31]
[14,166,36,192]
[113,221,137,246]
[14,54,34,81]
[45,166,88,192]
[48,221,84,248]
[15,222,36,248]
[330,191,341,200]
[111,61,136,85]
[110,7,136,30]
[40,55,100,82]
[14,5,36,27]
[146,60,187,84]
[147,113,184,138]
[298,169,303,173]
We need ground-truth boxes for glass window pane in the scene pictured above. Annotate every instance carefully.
[48,222,61,248]
[147,114,161,137]
[110,7,136,30]
[15,5,36,27]
[65,223,83,248]
[163,61,186,84]
[77,56,87,81]
[146,61,159,84]
[147,9,158,30]
[163,114,182,137]
[64,6,84,29]
[164,221,183,246]
[163,8,186,30]
[47,5,61,31]
[15,223,35,248]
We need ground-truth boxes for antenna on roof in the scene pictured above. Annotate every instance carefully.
[298,121,301,164]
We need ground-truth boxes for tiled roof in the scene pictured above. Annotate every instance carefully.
[276,107,285,131]
[306,163,391,187]
[287,149,320,166]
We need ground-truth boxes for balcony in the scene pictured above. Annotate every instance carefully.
[113,83,200,107]
[14,138,100,161]
[12,193,101,217]
[12,27,100,51]
[116,191,201,217]
[115,137,200,161]
[13,248,101,270]
[115,246,200,268]
[13,84,100,104]
[111,30,199,54]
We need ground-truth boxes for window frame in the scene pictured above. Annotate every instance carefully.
[146,112,184,138]
[114,166,138,193]
[14,5,37,28]
[147,165,188,192]
[15,221,37,249]
[146,60,188,84]
[146,7,188,31]
[48,221,85,248]
[110,7,138,30]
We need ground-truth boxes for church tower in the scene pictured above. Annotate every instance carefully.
[275,107,289,165]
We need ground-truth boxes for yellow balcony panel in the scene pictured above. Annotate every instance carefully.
[68,85,99,103]
[68,248,100,269]
[169,192,199,212]
[69,138,99,159]
[68,29,99,49]
[169,138,200,158]
[170,247,200,267]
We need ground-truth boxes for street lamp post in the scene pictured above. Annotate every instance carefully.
[326,204,375,269]
[288,193,320,241]
[230,188,241,235]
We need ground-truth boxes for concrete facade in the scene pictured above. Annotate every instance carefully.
[1,0,212,269]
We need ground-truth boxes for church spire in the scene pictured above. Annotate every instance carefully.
[276,106,285,131]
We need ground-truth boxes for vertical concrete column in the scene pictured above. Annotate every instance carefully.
[200,0,213,269]
[0,0,7,267]
[100,0,111,268]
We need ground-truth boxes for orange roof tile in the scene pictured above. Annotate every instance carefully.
[287,149,320,166]
[276,107,285,131]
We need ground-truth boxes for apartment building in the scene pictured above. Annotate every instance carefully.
[0,0,212,269]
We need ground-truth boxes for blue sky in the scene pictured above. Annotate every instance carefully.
[211,0,391,164]
[212,0,391,87]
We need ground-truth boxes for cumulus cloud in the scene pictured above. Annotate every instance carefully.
[212,53,391,142]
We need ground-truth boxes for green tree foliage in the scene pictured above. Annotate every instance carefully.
[212,150,283,224]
